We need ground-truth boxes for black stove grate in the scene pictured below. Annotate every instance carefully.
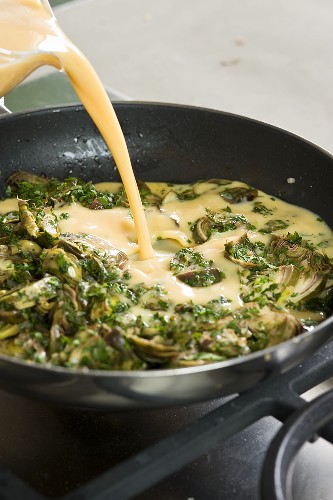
[261,388,333,500]
[0,339,333,500]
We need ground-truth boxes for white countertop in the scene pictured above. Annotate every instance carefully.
[5,0,332,154]
[52,0,333,154]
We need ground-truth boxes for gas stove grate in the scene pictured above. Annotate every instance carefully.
[261,388,333,500]
[0,339,333,500]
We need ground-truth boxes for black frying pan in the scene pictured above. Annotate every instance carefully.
[0,102,332,409]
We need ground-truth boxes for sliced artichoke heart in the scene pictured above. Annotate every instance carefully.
[224,234,268,269]
[127,334,180,364]
[18,199,39,238]
[177,266,224,287]
[269,235,333,273]
[0,276,61,310]
[220,186,258,204]
[277,270,326,305]
[246,304,303,347]
[42,247,82,285]
[192,217,212,244]
[59,233,129,271]
[7,171,49,190]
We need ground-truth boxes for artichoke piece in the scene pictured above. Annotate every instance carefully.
[101,324,146,369]
[0,329,48,361]
[9,240,42,260]
[245,304,303,348]
[0,212,20,224]
[177,267,224,287]
[18,200,60,246]
[276,267,326,305]
[206,209,254,231]
[49,284,81,353]
[0,246,10,258]
[268,234,332,273]
[0,276,61,310]
[35,207,60,246]
[199,328,250,358]
[212,210,253,232]
[7,171,48,191]
[192,217,212,244]
[170,248,213,273]
[220,186,258,204]
[139,283,170,312]
[161,189,178,206]
[170,248,224,287]
[52,327,146,370]
[196,302,303,354]
[90,294,119,320]
[18,199,39,238]
[137,180,162,206]
[42,248,82,286]
[171,352,228,367]
[0,212,22,246]
[161,185,199,203]
[102,325,128,351]
[59,233,128,271]
[49,308,68,354]
[259,219,289,234]
[128,334,180,364]
[0,258,15,284]
[224,234,268,269]
[0,324,20,340]
[176,188,199,201]
[228,234,333,307]
[256,264,326,305]
[192,211,255,244]
[66,332,113,368]
[0,310,25,324]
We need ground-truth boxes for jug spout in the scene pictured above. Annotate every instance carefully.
[0,0,65,97]
[0,50,61,98]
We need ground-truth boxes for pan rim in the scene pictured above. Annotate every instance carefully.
[1,100,332,159]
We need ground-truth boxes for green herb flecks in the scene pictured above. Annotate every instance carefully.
[191,208,255,244]
[259,219,289,234]
[170,248,225,287]
[252,201,274,216]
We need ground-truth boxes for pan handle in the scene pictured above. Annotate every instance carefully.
[0,98,11,115]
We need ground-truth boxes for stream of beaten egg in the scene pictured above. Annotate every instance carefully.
[0,0,153,259]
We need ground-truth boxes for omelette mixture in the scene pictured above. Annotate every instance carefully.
[0,172,332,370]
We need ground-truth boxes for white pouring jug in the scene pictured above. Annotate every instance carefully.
[0,0,65,98]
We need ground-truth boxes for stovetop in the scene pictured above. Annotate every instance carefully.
[0,339,333,500]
